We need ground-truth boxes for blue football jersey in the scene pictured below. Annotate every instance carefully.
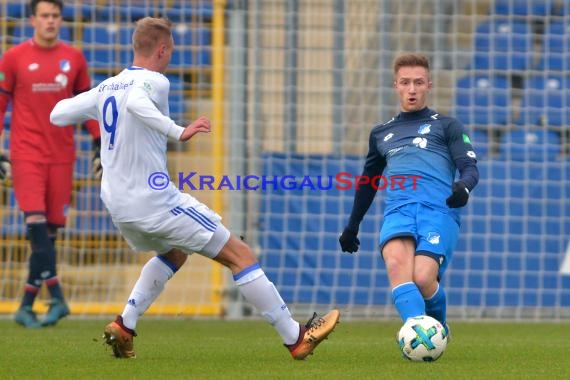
[363,107,478,221]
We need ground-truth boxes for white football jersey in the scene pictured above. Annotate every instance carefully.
[51,66,185,222]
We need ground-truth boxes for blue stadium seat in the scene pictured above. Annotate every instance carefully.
[498,129,561,161]
[454,74,511,127]
[119,26,134,66]
[61,3,97,21]
[516,74,570,127]
[94,1,212,22]
[91,73,108,87]
[469,129,491,159]
[95,2,153,22]
[74,154,91,180]
[70,185,119,236]
[471,18,533,71]
[167,75,185,122]
[491,0,553,17]
[554,0,570,16]
[536,20,570,71]
[171,25,212,67]
[166,1,213,22]
[81,25,132,68]
[5,1,27,17]
[6,1,94,20]
[74,130,93,180]
[1,190,26,238]
[469,160,491,198]
[82,24,119,68]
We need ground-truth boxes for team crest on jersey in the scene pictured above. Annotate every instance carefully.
[143,81,152,94]
[427,232,440,245]
[60,60,71,72]
[418,123,431,134]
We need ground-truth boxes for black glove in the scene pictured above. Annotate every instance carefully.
[446,181,470,208]
[339,227,360,253]
[0,152,11,180]
[92,137,102,180]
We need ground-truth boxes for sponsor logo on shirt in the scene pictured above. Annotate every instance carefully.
[98,80,134,92]
[55,73,68,87]
[28,63,39,71]
[32,82,65,92]
[386,146,404,157]
[412,137,428,149]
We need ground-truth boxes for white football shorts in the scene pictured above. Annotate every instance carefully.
[114,193,230,258]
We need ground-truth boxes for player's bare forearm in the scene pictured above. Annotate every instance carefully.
[179,115,211,142]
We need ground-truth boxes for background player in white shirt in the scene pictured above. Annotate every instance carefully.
[50,17,338,360]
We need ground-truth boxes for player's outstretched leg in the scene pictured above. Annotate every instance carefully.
[102,252,186,359]
[103,315,137,359]
[221,234,340,360]
[285,309,340,360]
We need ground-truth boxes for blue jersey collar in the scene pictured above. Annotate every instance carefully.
[397,107,432,121]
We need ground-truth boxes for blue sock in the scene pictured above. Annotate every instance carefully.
[425,284,446,325]
[392,282,425,322]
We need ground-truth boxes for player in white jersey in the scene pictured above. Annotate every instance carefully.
[50,17,339,360]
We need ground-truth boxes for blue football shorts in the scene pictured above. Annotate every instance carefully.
[379,203,460,275]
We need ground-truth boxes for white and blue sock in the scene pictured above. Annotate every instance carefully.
[121,255,178,331]
[234,263,299,345]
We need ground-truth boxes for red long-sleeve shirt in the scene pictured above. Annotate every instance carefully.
[0,38,99,164]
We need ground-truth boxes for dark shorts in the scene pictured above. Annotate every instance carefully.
[12,160,73,226]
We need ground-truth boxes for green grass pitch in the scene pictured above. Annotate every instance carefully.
[0,318,568,379]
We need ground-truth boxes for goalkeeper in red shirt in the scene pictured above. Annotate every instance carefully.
[0,0,100,328]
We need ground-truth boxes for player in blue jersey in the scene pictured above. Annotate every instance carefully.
[339,53,479,336]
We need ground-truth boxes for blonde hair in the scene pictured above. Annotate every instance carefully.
[393,53,430,76]
[132,17,173,57]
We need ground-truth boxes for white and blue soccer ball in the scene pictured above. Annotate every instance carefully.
[397,315,448,362]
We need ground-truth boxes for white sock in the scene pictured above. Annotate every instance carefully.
[234,264,300,345]
[121,256,175,330]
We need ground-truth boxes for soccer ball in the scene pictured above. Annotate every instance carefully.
[397,315,448,362]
